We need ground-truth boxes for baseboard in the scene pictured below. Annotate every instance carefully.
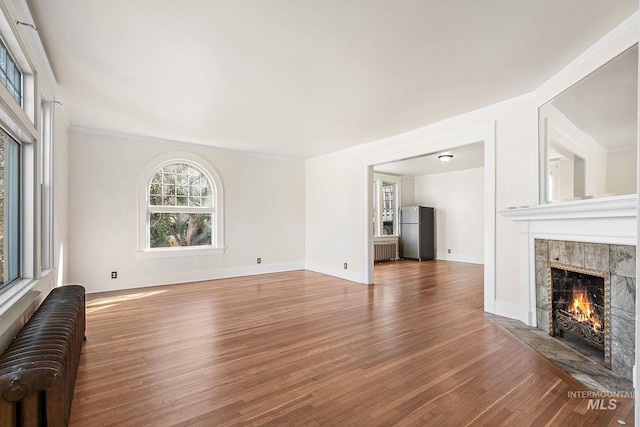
[304,263,365,284]
[435,253,484,264]
[493,300,530,324]
[83,262,305,294]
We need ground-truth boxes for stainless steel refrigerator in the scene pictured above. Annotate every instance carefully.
[399,206,434,261]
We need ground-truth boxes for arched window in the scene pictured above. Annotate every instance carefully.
[139,153,224,255]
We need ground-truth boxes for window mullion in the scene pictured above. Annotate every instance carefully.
[148,206,213,214]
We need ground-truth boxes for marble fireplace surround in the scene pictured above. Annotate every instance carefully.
[536,239,634,380]
[502,195,637,383]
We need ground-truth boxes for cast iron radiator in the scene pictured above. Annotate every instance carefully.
[0,285,86,426]
[374,242,397,262]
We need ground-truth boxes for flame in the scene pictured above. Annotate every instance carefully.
[568,288,601,331]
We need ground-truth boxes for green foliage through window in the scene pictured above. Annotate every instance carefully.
[150,213,212,248]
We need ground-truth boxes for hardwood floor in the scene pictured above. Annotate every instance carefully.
[69,260,634,426]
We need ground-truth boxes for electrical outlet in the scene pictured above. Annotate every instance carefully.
[257,258,261,264]
[111,271,117,279]
[344,263,348,269]
[448,249,451,253]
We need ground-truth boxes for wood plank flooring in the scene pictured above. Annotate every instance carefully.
[68,260,634,426]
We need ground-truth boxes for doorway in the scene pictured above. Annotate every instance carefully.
[363,122,496,314]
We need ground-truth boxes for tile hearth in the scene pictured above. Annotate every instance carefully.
[496,317,633,393]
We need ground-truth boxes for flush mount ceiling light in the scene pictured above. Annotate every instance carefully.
[438,154,454,163]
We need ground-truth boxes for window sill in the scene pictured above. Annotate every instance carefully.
[0,277,37,317]
[136,246,226,259]
[0,268,57,310]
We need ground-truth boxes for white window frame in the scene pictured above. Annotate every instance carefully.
[39,101,53,271]
[373,173,401,237]
[0,7,41,313]
[0,11,35,128]
[137,152,224,258]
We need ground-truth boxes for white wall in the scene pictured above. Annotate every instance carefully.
[401,177,415,206]
[607,148,638,195]
[67,129,305,293]
[305,147,368,282]
[52,106,70,287]
[414,167,484,264]
[550,157,576,200]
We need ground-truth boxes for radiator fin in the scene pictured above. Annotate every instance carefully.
[374,242,397,262]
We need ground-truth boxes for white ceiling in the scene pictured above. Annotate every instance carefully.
[374,141,484,177]
[27,0,638,160]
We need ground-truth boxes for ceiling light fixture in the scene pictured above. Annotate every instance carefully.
[438,154,454,163]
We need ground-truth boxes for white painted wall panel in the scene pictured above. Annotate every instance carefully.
[413,167,484,264]
[305,147,367,282]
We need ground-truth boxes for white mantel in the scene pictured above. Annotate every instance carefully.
[501,195,637,326]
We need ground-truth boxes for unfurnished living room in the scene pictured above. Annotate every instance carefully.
[0,1,638,426]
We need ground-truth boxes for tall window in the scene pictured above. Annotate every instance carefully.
[0,128,20,288]
[0,38,22,106]
[147,162,215,249]
[381,182,396,235]
[373,174,400,236]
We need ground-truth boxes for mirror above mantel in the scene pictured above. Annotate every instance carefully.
[539,43,638,204]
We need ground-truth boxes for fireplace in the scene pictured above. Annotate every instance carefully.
[500,198,636,387]
[534,239,635,381]
[547,263,610,368]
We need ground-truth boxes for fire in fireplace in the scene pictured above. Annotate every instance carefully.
[548,262,610,368]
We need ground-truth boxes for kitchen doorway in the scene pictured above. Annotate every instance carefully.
[363,122,496,314]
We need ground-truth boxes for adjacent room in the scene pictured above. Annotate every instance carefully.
[0,0,638,425]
